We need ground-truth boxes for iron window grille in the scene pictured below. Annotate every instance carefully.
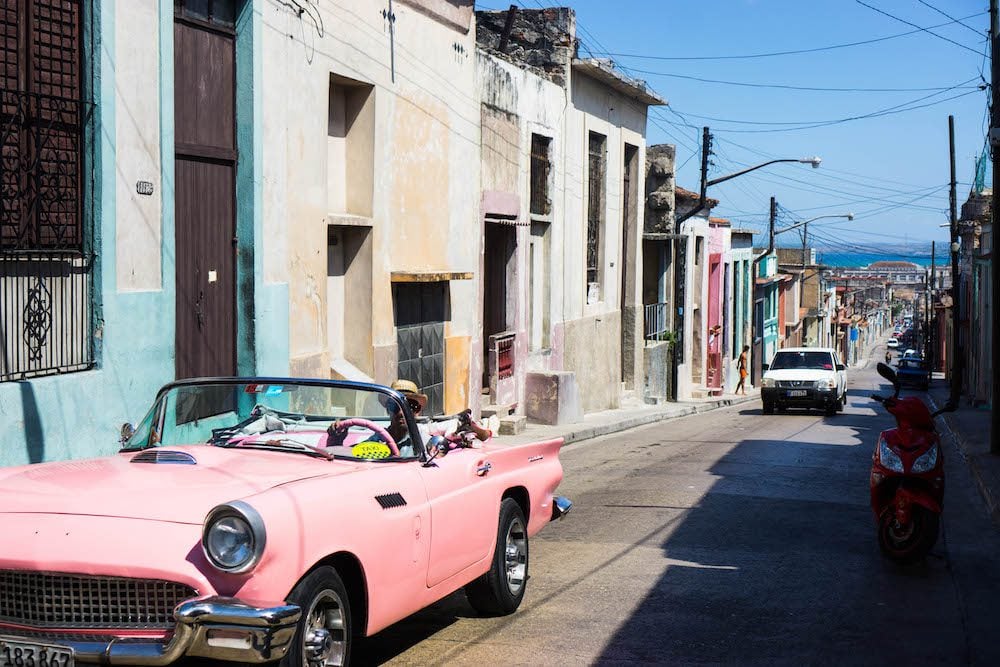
[529,133,551,217]
[586,131,606,296]
[1,0,94,382]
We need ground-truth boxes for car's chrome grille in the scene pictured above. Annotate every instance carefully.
[777,380,813,388]
[0,571,197,629]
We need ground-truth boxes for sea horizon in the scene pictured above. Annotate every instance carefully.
[816,251,936,269]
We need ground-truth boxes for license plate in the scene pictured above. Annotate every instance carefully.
[0,637,74,667]
[787,390,807,397]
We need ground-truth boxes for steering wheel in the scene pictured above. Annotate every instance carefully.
[329,418,400,457]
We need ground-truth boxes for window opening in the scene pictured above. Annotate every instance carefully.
[586,131,606,302]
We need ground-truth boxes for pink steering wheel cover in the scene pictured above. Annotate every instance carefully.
[333,418,400,456]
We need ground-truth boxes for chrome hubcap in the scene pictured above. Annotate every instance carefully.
[504,516,527,595]
[303,590,347,667]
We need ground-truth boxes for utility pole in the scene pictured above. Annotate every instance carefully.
[949,115,963,405]
[670,127,711,399]
[927,241,937,373]
[992,0,1000,454]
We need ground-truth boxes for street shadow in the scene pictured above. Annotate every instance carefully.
[592,433,961,665]
[19,381,45,463]
[352,590,476,664]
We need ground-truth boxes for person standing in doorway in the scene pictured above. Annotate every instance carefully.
[736,345,750,395]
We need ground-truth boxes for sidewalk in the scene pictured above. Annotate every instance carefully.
[927,382,1000,525]
[502,389,760,447]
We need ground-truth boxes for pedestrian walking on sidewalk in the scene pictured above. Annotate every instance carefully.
[736,345,750,395]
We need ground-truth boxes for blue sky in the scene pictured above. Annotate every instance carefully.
[477,1,990,255]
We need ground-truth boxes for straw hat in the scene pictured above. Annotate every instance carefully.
[390,379,428,409]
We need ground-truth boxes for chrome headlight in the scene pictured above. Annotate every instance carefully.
[911,444,939,474]
[761,377,775,388]
[202,501,266,574]
[814,378,836,390]
[877,436,904,473]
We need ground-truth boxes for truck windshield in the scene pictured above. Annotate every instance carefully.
[770,351,834,371]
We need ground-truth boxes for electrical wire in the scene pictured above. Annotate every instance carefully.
[855,0,986,56]
[916,0,985,38]
[623,68,981,94]
[588,12,987,61]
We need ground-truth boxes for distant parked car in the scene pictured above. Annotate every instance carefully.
[887,338,900,349]
[896,357,931,390]
[902,348,919,359]
[760,347,848,416]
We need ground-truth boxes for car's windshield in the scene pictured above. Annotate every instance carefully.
[123,381,420,461]
[769,351,835,371]
[898,359,926,371]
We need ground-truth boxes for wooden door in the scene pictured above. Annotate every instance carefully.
[173,2,237,378]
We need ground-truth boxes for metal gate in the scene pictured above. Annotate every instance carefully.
[394,282,446,416]
[0,0,93,381]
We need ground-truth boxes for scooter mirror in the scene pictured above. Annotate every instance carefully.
[876,362,898,386]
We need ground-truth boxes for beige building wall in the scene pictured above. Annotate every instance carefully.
[561,70,650,412]
[261,0,479,412]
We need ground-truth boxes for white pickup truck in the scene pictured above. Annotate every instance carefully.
[760,347,848,416]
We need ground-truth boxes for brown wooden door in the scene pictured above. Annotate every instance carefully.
[173,6,237,379]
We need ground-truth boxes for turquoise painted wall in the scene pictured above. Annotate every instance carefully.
[0,0,175,468]
[0,0,288,468]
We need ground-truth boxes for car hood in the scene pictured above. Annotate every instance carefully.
[764,368,837,381]
[0,446,355,524]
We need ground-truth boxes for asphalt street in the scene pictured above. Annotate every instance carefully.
[356,361,1000,666]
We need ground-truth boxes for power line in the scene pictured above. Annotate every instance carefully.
[854,0,986,57]
[625,68,980,94]
[685,89,983,133]
[916,0,986,38]
[589,12,987,61]
[669,78,980,127]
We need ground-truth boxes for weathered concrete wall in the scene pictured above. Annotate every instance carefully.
[476,7,575,86]
[644,144,675,235]
[263,0,480,410]
[562,312,621,412]
[476,49,567,413]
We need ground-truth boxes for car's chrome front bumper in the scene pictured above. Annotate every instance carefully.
[1,596,301,665]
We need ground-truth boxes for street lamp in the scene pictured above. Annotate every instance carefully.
[668,125,822,400]
[706,156,822,189]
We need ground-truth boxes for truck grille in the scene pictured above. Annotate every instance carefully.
[0,570,197,629]
[777,380,813,388]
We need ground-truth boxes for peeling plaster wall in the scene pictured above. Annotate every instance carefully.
[476,50,567,411]
[262,0,480,409]
[560,70,648,411]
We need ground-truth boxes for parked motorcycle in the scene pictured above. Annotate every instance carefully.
[870,362,953,564]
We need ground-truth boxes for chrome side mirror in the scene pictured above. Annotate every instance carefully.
[423,435,449,466]
[119,422,135,446]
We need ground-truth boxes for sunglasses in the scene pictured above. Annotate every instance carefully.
[387,398,423,414]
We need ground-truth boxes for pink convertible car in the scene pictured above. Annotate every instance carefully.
[0,378,571,666]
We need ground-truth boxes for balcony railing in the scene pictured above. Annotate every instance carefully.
[644,302,670,342]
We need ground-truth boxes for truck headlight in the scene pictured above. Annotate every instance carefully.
[877,436,904,473]
[202,502,266,573]
[815,378,836,390]
[761,378,775,388]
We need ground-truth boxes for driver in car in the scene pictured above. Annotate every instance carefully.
[327,380,494,457]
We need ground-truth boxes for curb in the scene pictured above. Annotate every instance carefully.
[927,393,1000,526]
[558,394,758,447]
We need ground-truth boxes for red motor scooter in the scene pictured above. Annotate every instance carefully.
[870,362,952,564]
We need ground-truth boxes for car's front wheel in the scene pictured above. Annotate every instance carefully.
[465,497,528,616]
[283,566,352,667]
